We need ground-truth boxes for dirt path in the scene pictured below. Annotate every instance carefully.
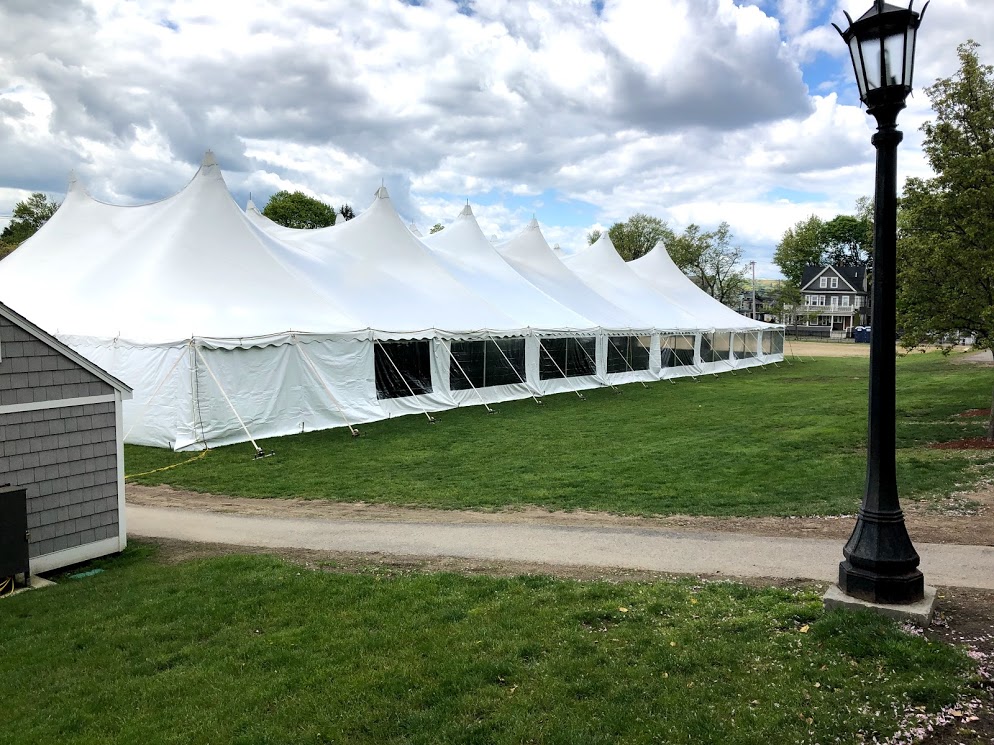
[127,482,994,546]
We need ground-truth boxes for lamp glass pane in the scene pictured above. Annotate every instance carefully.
[883,31,906,86]
[904,26,917,87]
[849,36,867,98]
[860,35,883,90]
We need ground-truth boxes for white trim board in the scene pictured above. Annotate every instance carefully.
[0,393,117,416]
[30,536,120,574]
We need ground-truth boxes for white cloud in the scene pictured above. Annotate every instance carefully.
[1,0,993,278]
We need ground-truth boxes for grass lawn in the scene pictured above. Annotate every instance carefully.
[124,354,994,517]
[0,544,978,745]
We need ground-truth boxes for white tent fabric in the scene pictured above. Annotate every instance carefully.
[562,232,708,332]
[0,154,783,450]
[495,219,643,331]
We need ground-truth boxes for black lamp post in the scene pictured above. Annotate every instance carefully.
[833,0,928,604]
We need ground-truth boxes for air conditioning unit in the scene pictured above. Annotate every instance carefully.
[0,486,30,590]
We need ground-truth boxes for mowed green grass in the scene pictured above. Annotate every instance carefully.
[0,545,976,745]
[125,354,994,516]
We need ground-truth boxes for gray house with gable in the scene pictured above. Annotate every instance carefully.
[0,301,132,576]
[789,265,870,334]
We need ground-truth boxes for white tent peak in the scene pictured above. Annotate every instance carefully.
[201,150,218,167]
[591,231,616,252]
[66,169,84,194]
[526,217,540,230]
[246,198,258,213]
[458,203,474,218]
[408,221,423,237]
[375,185,390,200]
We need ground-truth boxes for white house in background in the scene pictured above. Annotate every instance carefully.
[788,265,870,334]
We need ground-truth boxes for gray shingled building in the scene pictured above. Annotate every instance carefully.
[0,301,132,574]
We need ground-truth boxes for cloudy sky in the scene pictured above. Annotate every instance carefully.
[1,0,990,277]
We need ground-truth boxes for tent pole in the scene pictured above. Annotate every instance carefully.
[194,345,270,457]
[190,340,209,447]
[447,342,496,414]
[380,343,437,423]
[487,334,542,404]
[606,334,649,389]
[538,339,586,400]
[296,340,361,437]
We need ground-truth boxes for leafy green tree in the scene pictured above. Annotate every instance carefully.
[586,228,602,245]
[262,191,336,229]
[607,214,675,261]
[429,223,445,234]
[339,204,355,221]
[769,282,802,325]
[773,215,824,286]
[774,205,872,294]
[668,222,746,304]
[820,214,872,267]
[0,192,61,258]
[898,41,994,351]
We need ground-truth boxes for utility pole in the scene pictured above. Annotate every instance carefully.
[749,261,757,320]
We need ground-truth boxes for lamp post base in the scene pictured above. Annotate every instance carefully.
[838,560,924,604]
[824,583,936,626]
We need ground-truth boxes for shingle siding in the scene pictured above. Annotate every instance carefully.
[0,402,119,559]
[0,317,114,405]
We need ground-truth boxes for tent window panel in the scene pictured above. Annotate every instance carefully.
[449,341,486,391]
[375,341,433,399]
[700,334,717,363]
[701,333,730,363]
[661,335,695,367]
[607,336,651,373]
[762,333,773,355]
[772,331,785,355]
[539,337,596,380]
[735,333,759,359]
[484,338,526,387]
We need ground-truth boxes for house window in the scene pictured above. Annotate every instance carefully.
[819,277,827,288]
[830,277,839,288]
[855,297,863,308]
[841,296,850,307]
[830,296,838,306]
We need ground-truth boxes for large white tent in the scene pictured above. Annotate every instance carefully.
[0,154,783,450]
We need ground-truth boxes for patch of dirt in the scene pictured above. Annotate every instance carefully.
[127,482,994,547]
[783,342,977,360]
[956,409,992,419]
[931,438,994,451]
[921,586,994,744]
